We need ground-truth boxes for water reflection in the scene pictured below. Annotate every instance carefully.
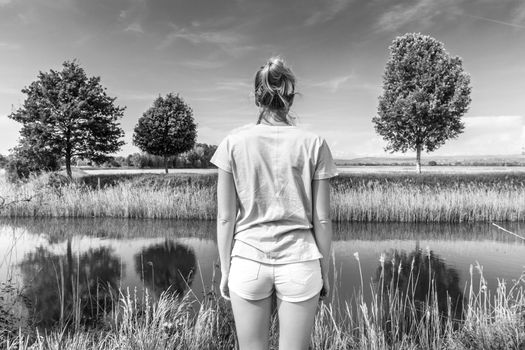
[373,248,463,325]
[18,239,121,328]
[0,218,523,332]
[135,240,196,298]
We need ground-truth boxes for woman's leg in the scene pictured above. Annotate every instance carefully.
[276,292,320,350]
[230,291,272,350]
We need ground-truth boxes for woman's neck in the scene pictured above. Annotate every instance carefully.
[258,110,292,126]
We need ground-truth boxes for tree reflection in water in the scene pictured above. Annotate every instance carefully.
[135,240,196,298]
[373,248,464,336]
[18,239,121,329]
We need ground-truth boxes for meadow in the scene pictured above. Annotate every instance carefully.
[0,170,524,222]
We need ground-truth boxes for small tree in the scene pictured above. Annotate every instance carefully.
[372,33,471,173]
[8,60,126,178]
[133,93,197,174]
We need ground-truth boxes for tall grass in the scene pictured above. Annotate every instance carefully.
[1,172,525,222]
[2,251,524,350]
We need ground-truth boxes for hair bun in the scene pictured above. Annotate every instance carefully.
[255,56,296,110]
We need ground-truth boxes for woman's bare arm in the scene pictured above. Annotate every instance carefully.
[216,169,238,279]
[312,178,333,283]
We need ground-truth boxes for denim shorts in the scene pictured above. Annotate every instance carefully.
[228,256,323,302]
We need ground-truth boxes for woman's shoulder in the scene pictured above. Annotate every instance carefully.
[221,123,325,146]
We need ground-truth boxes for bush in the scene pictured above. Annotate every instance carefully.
[428,160,437,166]
[5,158,33,183]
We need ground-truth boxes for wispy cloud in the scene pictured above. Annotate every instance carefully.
[309,73,354,92]
[434,115,524,156]
[463,13,525,29]
[125,22,144,33]
[216,80,252,91]
[376,0,461,32]
[305,0,353,26]
[514,1,525,24]
[157,24,254,56]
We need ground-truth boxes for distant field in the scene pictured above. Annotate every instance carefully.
[336,165,525,173]
[81,167,216,175]
[79,165,525,176]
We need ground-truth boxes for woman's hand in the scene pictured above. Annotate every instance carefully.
[220,272,230,300]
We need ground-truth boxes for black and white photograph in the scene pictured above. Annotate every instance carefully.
[1,0,524,349]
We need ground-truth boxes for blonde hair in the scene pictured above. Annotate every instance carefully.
[254,57,297,125]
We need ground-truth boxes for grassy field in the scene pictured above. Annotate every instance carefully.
[1,252,524,350]
[1,171,525,222]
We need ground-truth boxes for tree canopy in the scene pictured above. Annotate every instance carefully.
[8,60,125,178]
[372,33,472,173]
[133,93,197,173]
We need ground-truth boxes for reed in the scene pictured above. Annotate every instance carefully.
[1,250,524,350]
[1,171,524,222]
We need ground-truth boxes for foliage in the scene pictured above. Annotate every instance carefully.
[133,93,197,173]
[0,154,7,168]
[8,60,126,178]
[5,141,60,182]
[122,144,217,169]
[373,33,472,172]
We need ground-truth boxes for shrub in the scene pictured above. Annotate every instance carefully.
[5,158,33,183]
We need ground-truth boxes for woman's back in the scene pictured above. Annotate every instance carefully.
[211,122,338,262]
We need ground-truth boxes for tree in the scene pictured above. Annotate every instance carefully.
[133,93,197,174]
[8,60,126,178]
[372,33,471,173]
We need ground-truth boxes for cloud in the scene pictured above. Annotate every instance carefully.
[305,0,353,26]
[512,2,525,25]
[0,0,13,5]
[158,24,254,56]
[433,116,524,156]
[376,0,461,32]
[463,13,525,29]
[215,80,252,91]
[124,22,144,33]
[309,73,354,92]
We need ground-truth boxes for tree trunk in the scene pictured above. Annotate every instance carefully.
[65,152,72,179]
[164,155,168,174]
[416,144,422,174]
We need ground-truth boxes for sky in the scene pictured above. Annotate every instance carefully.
[0,0,524,159]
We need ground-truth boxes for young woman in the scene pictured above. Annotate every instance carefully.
[210,57,338,350]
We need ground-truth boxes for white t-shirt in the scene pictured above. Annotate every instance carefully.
[210,123,339,264]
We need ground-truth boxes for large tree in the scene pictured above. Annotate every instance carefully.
[372,33,472,173]
[8,60,126,178]
[133,93,197,173]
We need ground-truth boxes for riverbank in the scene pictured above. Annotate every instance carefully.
[2,256,524,350]
[1,171,524,222]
